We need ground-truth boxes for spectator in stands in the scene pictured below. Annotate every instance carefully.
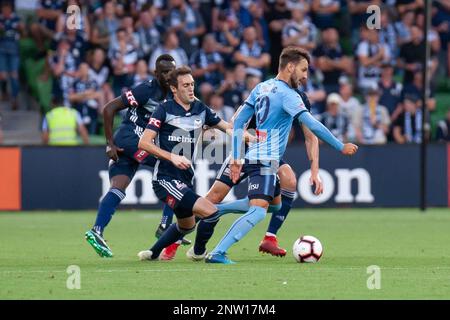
[394,9,414,47]
[357,28,391,93]
[282,5,318,51]
[311,0,340,30]
[109,27,138,96]
[378,63,403,121]
[132,59,153,87]
[248,1,270,51]
[30,0,64,53]
[165,0,206,57]
[42,95,89,145]
[214,12,241,67]
[90,0,119,51]
[88,47,114,111]
[135,9,163,60]
[217,63,246,109]
[401,72,436,112]
[149,30,188,70]
[303,70,327,114]
[318,93,349,142]
[313,27,353,94]
[338,76,361,143]
[0,1,24,111]
[416,10,441,83]
[392,95,430,144]
[190,33,224,88]
[221,0,253,30]
[436,109,450,142]
[234,26,271,78]
[354,85,391,145]
[379,8,398,64]
[398,25,426,86]
[48,36,78,105]
[265,0,291,74]
[69,62,102,135]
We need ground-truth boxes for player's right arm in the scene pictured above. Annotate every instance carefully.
[302,125,323,195]
[230,102,256,183]
[103,96,127,161]
[138,106,191,170]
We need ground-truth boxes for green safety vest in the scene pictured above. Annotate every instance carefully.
[46,107,79,146]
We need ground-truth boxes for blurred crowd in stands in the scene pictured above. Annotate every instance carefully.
[0,0,449,145]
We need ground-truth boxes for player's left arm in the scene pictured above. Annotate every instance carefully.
[302,125,323,195]
[284,90,357,155]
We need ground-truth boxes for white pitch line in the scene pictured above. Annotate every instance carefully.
[2,266,450,275]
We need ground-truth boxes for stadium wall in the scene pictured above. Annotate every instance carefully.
[0,144,449,210]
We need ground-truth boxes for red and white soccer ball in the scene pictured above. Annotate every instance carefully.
[292,235,323,263]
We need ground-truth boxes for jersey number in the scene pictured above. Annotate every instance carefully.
[255,96,270,125]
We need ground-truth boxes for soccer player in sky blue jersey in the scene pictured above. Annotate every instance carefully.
[205,47,358,264]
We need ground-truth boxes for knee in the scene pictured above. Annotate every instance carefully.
[205,190,224,204]
[279,165,297,191]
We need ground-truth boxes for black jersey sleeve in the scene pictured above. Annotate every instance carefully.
[205,106,221,127]
[121,82,152,108]
[146,105,166,132]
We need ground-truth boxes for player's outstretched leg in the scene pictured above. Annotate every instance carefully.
[192,197,281,259]
[85,187,125,257]
[155,205,191,246]
[205,203,268,264]
[259,164,297,257]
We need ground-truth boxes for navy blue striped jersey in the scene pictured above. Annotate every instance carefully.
[119,79,170,138]
[147,99,221,184]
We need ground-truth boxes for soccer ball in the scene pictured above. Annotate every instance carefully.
[292,235,323,263]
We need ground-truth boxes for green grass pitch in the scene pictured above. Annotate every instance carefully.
[1,209,450,299]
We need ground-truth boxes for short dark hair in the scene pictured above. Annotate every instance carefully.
[168,66,193,88]
[279,46,310,70]
[155,54,175,66]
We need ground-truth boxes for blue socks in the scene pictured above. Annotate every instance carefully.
[93,188,125,235]
[150,223,194,259]
[267,190,295,235]
[160,204,175,228]
[211,206,267,255]
[194,211,221,255]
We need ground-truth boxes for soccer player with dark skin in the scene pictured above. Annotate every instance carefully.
[85,54,190,257]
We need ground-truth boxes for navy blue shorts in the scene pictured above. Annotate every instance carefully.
[216,156,283,198]
[243,161,280,202]
[108,128,157,180]
[152,177,200,219]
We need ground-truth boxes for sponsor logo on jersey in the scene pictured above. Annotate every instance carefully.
[125,90,138,107]
[168,135,196,143]
[148,118,161,128]
[249,183,260,191]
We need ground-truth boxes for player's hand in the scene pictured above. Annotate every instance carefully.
[310,174,323,195]
[230,160,243,184]
[341,143,358,156]
[106,143,124,161]
[171,155,192,170]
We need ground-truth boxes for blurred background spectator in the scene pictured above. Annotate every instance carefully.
[0,0,446,146]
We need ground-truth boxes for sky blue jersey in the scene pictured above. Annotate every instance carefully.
[237,78,308,161]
